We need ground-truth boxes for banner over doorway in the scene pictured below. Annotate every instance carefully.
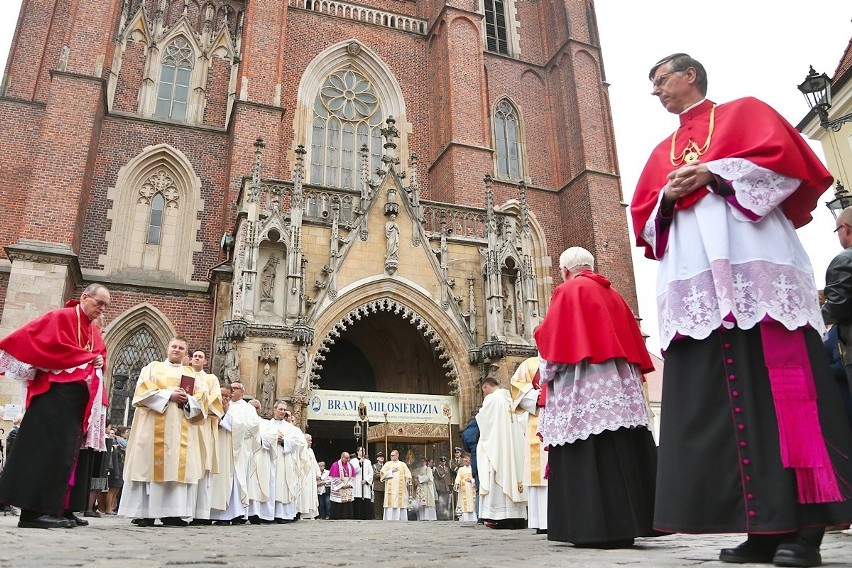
[307,389,460,425]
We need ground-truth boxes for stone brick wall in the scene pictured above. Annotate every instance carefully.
[0,0,641,393]
[113,39,146,114]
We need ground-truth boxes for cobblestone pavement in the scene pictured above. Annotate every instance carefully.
[0,515,849,568]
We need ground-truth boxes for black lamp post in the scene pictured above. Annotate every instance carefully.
[825,180,852,219]
[798,66,852,217]
[798,65,852,132]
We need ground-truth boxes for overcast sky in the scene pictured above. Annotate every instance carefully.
[0,1,849,352]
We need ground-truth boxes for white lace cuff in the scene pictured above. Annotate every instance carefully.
[706,158,800,220]
[0,350,36,382]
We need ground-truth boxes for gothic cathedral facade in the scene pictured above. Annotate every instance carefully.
[0,0,637,430]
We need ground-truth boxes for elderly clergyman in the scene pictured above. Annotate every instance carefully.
[535,247,656,547]
[0,283,110,529]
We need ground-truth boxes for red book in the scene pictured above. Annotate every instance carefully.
[180,374,195,395]
[179,375,195,408]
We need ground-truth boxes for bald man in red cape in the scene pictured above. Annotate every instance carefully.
[632,53,852,567]
[534,247,657,548]
[0,284,109,529]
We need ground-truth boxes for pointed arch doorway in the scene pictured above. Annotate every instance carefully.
[309,307,458,467]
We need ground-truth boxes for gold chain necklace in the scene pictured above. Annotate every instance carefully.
[670,104,716,166]
[76,305,93,352]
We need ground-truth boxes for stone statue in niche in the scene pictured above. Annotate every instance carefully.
[259,362,276,418]
[503,300,514,334]
[224,341,240,383]
[294,345,311,397]
[260,255,279,302]
[385,214,399,261]
[503,216,516,246]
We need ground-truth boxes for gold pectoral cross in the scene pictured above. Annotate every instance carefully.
[683,140,701,163]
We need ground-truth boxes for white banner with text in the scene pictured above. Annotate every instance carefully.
[307,389,460,424]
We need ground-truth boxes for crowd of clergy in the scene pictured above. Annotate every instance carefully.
[115,338,322,526]
[113,336,493,527]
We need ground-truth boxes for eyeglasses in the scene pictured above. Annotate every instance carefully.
[652,72,676,89]
[835,223,850,233]
[86,295,110,308]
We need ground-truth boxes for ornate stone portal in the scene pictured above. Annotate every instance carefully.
[214,123,545,427]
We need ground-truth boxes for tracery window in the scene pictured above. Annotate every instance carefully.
[310,68,383,189]
[155,39,194,121]
[147,193,165,244]
[484,0,509,55]
[494,99,522,179]
[109,327,162,427]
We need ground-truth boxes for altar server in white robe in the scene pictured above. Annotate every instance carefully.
[298,434,321,519]
[352,445,374,519]
[227,382,262,522]
[477,376,528,528]
[267,402,308,522]
[247,413,276,523]
[210,386,243,524]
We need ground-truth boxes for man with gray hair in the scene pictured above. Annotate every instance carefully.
[535,247,656,547]
[0,283,110,529]
[632,52,852,566]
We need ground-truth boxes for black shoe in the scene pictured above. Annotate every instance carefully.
[248,514,264,525]
[773,541,822,567]
[160,517,189,527]
[487,519,527,530]
[720,539,778,564]
[535,528,548,535]
[189,519,212,526]
[83,510,101,518]
[135,518,155,527]
[574,539,634,549]
[213,520,231,526]
[231,516,247,525]
[63,511,88,526]
[18,514,75,529]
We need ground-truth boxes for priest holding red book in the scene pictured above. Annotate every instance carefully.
[117,336,205,527]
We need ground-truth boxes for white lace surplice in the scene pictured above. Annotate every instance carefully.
[537,358,652,448]
[640,158,824,350]
[1,349,105,448]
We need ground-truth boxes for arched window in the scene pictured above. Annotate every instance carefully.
[484,0,509,55]
[494,99,522,179]
[147,193,165,244]
[109,326,163,426]
[155,39,194,121]
[310,67,383,189]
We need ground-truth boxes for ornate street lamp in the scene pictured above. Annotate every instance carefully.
[825,180,852,219]
[798,65,852,131]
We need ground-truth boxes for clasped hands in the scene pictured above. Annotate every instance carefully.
[663,162,712,206]
[169,387,189,404]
